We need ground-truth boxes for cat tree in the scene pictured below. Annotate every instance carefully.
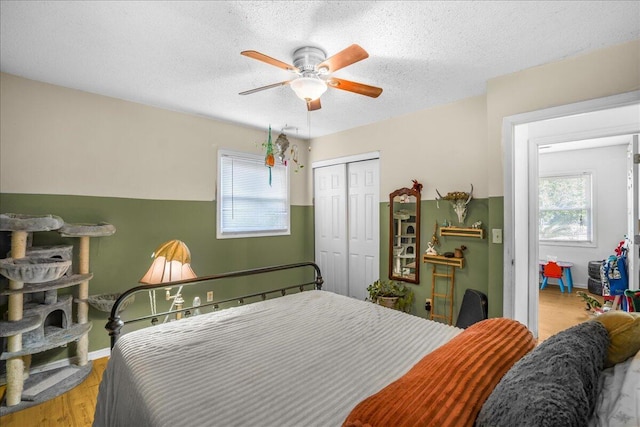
[0,213,115,414]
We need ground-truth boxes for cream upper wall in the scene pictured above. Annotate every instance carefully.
[0,73,311,205]
[3,40,637,203]
[486,39,640,196]
[309,95,488,199]
[311,40,640,199]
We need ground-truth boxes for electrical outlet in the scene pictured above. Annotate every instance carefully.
[207,291,214,302]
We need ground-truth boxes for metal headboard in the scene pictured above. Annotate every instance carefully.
[105,262,323,349]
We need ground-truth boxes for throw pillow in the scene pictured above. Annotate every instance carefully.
[476,320,609,427]
[595,310,640,367]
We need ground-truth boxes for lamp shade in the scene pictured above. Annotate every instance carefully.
[290,77,327,101]
[139,240,197,284]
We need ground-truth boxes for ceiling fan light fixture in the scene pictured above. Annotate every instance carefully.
[290,77,327,101]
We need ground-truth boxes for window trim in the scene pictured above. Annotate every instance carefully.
[216,149,290,239]
[538,171,596,248]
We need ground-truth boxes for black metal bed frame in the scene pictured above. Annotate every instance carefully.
[105,262,323,349]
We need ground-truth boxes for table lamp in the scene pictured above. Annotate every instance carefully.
[140,239,197,322]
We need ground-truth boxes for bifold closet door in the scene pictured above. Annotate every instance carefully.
[314,163,348,295]
[347,160,379,301]
[314,159,379,299]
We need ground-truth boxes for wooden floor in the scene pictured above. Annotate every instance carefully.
[0,358,107,427]
[0,286,600,426]
[537,284,603,342]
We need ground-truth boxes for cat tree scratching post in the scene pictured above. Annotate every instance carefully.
[77,236,90,366]
[60,223,116,366]
[6,230,27,406]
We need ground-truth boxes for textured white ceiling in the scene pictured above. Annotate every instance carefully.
[1,1,638,139]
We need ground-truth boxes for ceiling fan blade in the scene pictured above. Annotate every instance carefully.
[327,78,383,98]
[317,44,369,73]
[239,80,293,95]
[307,99,321,111]
[241,50,299,72]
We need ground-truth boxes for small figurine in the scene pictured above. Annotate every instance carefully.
[614,240,627,257]
[454,245,467,258]
[425,242,438,255]
[431,221,440,247]
[471,220,482,229]
[577,291,602,312]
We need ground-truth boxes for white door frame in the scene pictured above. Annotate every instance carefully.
[626,135,640,292]
[503,91,640,335]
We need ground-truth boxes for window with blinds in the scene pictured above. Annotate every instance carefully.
[217,149,290,238]
[539,173,593,243]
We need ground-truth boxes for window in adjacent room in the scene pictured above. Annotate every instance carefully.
[217,149,290,239]
[539,172,593,244]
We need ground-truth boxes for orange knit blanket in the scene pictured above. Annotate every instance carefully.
[343,318,535,427]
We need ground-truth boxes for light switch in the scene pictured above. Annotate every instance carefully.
[492,228,503,244]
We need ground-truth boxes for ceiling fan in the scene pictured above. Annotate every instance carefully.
[239,44,383,111]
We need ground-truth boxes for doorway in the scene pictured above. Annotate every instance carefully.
[313,154,380,300]
[537,137,630,340]
[503,91,640,337]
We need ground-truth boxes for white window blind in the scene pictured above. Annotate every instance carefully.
[539,173,593,243]
[217,149,290,238]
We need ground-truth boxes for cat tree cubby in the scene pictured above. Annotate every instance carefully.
[0,213,115,415]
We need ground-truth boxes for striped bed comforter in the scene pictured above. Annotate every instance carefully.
[93,290,460,427]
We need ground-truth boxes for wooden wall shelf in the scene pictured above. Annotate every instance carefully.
[440,227,484,239]
[423,254,464,268]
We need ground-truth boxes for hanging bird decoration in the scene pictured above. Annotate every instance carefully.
[265,125,275,186]
[274,132,290,164]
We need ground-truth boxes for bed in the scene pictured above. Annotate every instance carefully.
[94,262,640,427]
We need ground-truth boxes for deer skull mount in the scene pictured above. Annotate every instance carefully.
[435,184,474,224]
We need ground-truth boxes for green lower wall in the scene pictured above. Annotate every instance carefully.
[0,193,506,366]
[0,193,314,364]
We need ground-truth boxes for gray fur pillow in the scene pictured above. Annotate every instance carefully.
[476,320,609,427]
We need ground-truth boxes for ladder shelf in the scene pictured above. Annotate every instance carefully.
[423,254,464,325]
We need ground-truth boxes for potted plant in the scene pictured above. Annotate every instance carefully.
[367,279,415,312]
